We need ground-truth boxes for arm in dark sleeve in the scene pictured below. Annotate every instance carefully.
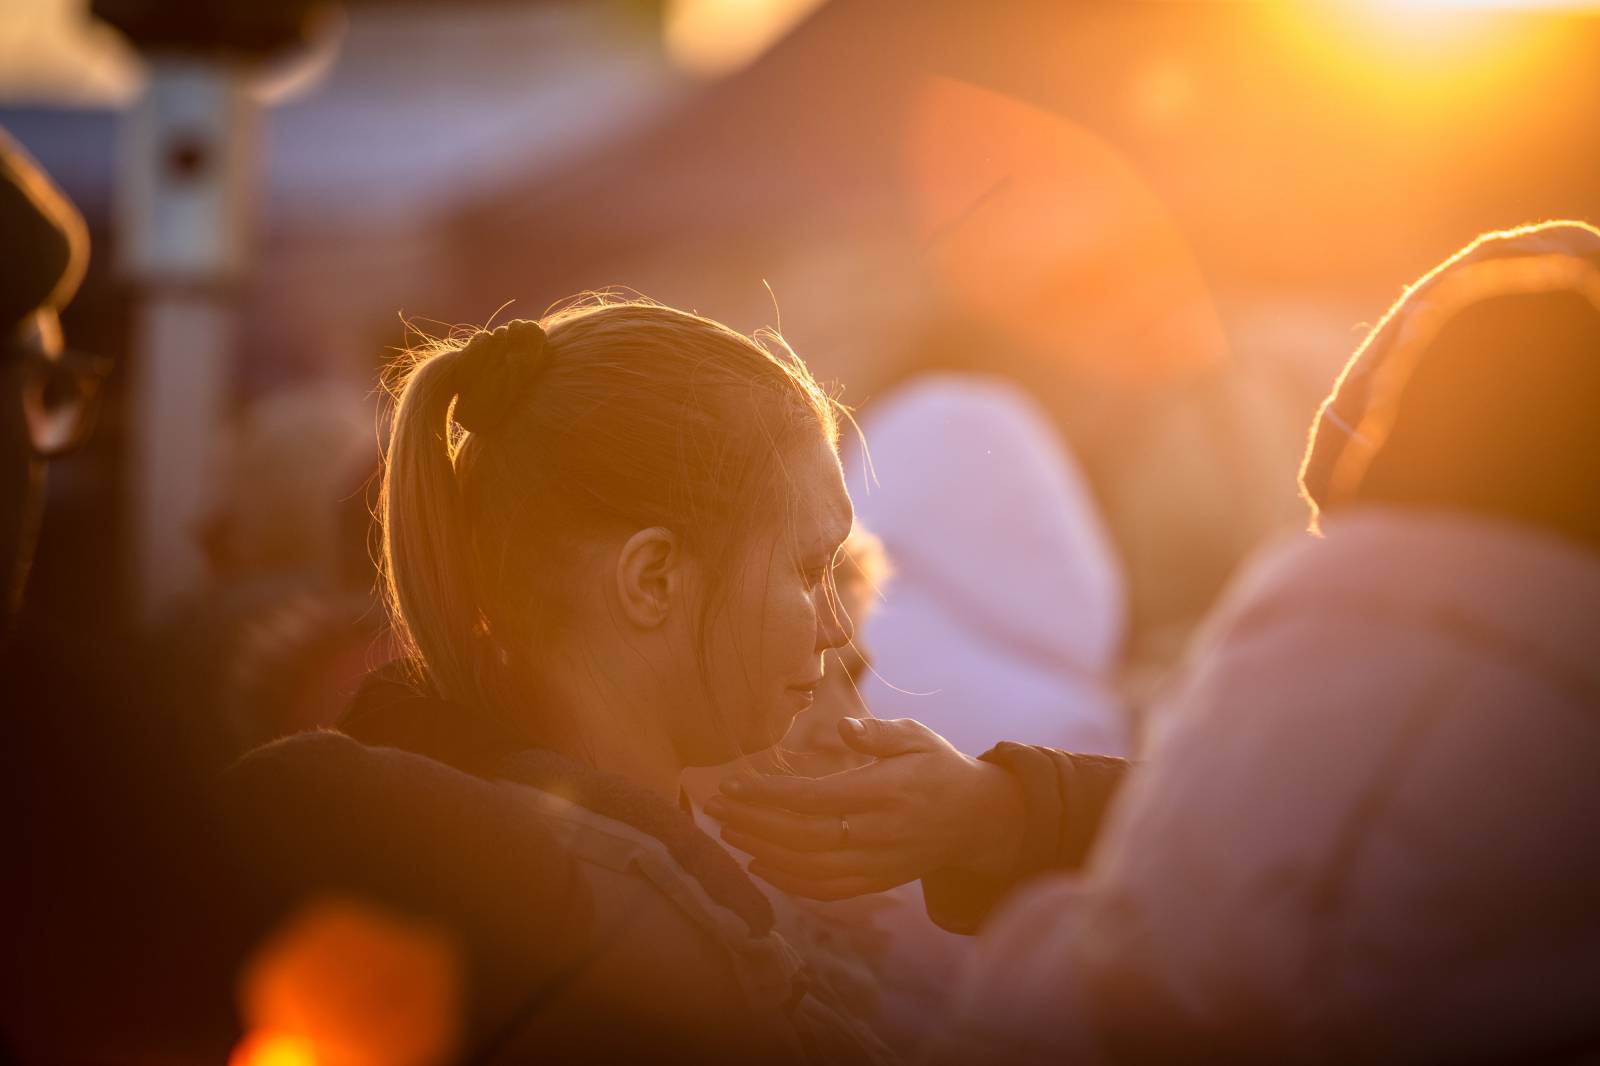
[922,743,1132,934]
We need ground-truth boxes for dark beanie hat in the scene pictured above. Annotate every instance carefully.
[0,127,89,336]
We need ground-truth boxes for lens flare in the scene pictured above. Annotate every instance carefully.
[230,1031,319,1066]
[234,899,460,1066]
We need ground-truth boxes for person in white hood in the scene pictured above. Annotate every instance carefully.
[842,373,1127,757]
[714,221,1600,1063]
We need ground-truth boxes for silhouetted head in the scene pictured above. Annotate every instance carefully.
[1,130,92,629]
[1300,220,1600,554]
[381,299,855,767]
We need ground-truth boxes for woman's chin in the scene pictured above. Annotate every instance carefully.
[744,712,800,759]
[686,706,799,768]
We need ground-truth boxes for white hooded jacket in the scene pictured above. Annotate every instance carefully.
[954,508,1600,1064]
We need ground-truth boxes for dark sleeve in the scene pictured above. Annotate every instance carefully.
[922,743,1132,934]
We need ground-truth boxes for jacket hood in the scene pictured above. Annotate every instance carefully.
[1301,220,1600,521]
[841,373,1128,753]
[845,373,1125,680]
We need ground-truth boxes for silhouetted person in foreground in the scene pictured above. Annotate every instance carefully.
[714,221,1600,1063]
[0,127,232,1060]
[0,130,592,1064]
[0,129,94,626]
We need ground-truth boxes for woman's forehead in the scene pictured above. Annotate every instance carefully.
[786,439,853,547]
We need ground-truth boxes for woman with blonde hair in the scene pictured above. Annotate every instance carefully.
[240,298,886,1063]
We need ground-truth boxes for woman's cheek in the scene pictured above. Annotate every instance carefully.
[766,575,814,645]
[795,583,828,648]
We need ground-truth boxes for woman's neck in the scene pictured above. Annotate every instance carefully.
[534,650,685,802]
[582,724,684,802]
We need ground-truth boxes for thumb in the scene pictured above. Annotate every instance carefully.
[838,716,945,758]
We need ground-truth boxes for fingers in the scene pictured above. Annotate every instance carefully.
[745,864,905,903]
[704,797,848,853]
[716,766,882,815]
[721,829,909,884]
[721,832,858,877]
[836,716,944,759]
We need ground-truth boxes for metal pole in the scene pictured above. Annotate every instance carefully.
[117,58,256,622]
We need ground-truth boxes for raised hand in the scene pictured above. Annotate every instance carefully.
[705,717,1025,901]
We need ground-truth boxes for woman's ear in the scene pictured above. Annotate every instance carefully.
[614,526,679,629]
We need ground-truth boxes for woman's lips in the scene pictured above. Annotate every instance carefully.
[786,678,822,702]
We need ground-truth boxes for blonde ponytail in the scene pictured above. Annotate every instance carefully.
[379,344,489,708]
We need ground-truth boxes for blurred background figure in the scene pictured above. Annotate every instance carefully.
[197,382,375,601]
[167,380,384,761]
[844,373,1128,756]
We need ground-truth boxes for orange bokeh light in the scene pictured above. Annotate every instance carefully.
[230,1031,320,1066]
[234,899,461,1066]
[901,75,1229,385]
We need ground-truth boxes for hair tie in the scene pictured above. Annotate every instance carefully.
[452,319,548,434]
